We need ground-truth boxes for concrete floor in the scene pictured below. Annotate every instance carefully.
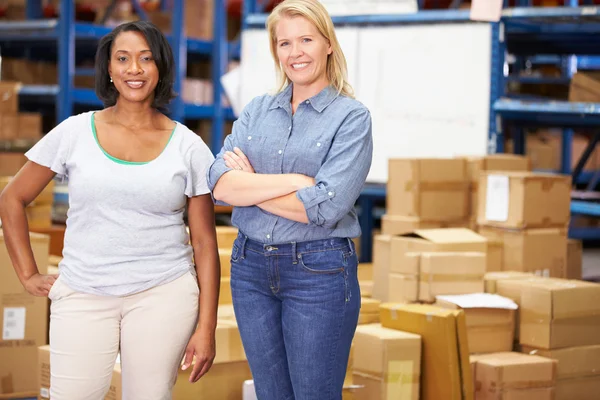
[583,248,600,281]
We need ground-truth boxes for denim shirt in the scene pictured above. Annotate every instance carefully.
[207,84,373,244]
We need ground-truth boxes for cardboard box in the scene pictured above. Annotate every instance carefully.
[149,0,214,40]
[436,293,517,354]
[418,252,486,303]
[466,154,531,221]
[1,232,50,397]
[380,303,473,400]
[478,227,567,277]
[352,324,421,400]
[37,345,122,400]
[30,224,65,258]
[173,360,252,400]
[358,263,373,282]
[0,114,19,141]
[214,320,245,363]
[0,152,27,176]
[389,271,418,303]
[387,158,469,221]
[519,279,600,349]
[477,172,571,230]
[0,81,21,114]
[381,214,467,236]
[496,277,560,340]
[26,204,53,230]
[484,271,537,294]
[521,345,600,400]
[505,135,557,171]
[486,239,503,272]
[18,113,43,140]
[473,352,556,400]
[219,248,231,277]
[390,228,487,275]
[358,298,381,325]
[569,71,600,103]
[565,239,582,280]
[216,226,238,249]
[219,277,232,305]
[360,280,373,298]
[372,235,392,301]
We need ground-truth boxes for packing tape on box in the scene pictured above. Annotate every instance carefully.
[385,361,417,400]
[404,181,470,192]
[421,273,485,283]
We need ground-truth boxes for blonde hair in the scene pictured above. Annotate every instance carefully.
[266,0,354,98]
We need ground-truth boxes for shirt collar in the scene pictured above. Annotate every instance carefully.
[268,84,338,113]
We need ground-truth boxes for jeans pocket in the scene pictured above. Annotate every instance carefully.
[298,250,346,274]
[231,244,241,263]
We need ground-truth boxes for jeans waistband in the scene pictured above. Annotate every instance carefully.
[235,233,354,263]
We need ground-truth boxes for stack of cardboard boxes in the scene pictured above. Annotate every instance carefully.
[476,171,572,278]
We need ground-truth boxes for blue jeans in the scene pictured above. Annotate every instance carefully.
[230,234,361,400]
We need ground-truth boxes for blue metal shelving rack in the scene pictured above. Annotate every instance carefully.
[0,0,238,155]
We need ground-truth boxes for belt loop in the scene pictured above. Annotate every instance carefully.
[240,235,248,259]
[291,241,298,264]
[346,238,354,255]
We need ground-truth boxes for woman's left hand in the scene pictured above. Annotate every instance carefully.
[224,147,255,173]
[181,329,216,383]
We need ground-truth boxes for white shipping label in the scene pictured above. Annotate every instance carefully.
[485,175,510,222]
[3,307,26,340]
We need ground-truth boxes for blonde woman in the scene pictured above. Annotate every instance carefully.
[208,0,372,398]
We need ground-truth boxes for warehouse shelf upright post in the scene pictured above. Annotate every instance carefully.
[0,0,237,156]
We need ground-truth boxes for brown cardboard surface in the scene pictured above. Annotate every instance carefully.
[17,113,42,140]
[569,71,600,103]
[381,214,467,236]
[1,233,49,396]
[388,273,418,303]
[519,279,600,349]
[478,227,567,277]
[26,204,52,230]
[390,228,487,275]
[418,252,486,302]
[219,248,231,277]
[173,360,252,399]
[0,82,21,114]
[477,172,571,230]
[219,277,232,305]
[466,155,532,184]
[566,239,583,280]
[474,352,556,400]
[358,263,373,282]
[484,271,537,294]
[372,235,392,301]
[216,226,238,249]
[360,280,373,298]
[0,114,18,141]
[380,303,473,400]
[358,312,380,325]
[387,158,469,221]
[360,297,381,314]
[37,345,122,400]
[214,321,245,363]
[435,295,516,355]
[486,239,503,272]
[0,152,27,176]
[521,344,600,382]
[353,324,421,392]
[554,376,600,400]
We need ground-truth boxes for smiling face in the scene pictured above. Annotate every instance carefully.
[108,30,159,106]
[275,15,332,92]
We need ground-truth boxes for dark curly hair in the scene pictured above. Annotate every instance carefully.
[95,20,176,112]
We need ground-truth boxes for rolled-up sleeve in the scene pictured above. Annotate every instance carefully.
[296,107,373,229]
[207,99,254,205]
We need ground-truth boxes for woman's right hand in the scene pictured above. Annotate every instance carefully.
[23,273,58,297]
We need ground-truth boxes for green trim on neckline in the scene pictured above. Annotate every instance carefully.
[91,112,176,166]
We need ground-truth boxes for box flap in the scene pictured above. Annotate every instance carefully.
[409,228,486,244]
[436,293,518,310]
[454,310,474,400]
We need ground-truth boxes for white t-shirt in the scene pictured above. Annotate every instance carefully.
[25,111,215,296]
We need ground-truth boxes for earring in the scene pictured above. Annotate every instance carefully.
[110,77,113,83]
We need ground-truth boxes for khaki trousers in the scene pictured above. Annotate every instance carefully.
[48,271,199,400]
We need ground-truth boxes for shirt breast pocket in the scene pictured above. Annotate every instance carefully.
[240,134,270,173]
[293,138,332,177]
